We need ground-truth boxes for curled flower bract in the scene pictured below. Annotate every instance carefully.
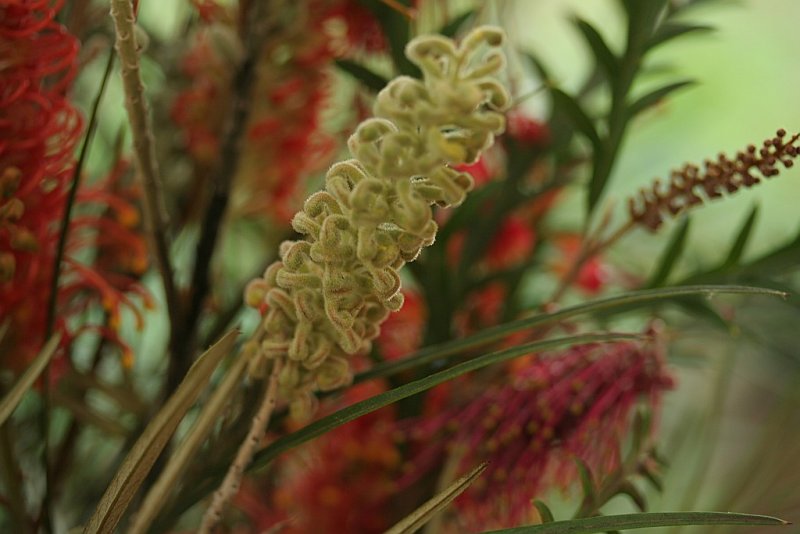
[244,26,509,419]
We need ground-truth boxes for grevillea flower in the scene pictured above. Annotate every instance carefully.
[0,2,148,371]
[173,0,358,224]
[262,381,401,533]
[553,234,609,294]
[402,340,673,529]
[244,26,509,420]
[506,111,550,147]
[0,1,82,369]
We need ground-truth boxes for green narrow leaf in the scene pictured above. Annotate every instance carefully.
[573,18,618,79]
[626,80,696,119]
[724,205,759,267]
[550,88,602,151]
[362,0,419,77]
[384,462,487,534]
[523,52,553,85]
[484,511,789,533]
[533,501,555,524]
[639,465,664,493]
[438,9,476,38]
[620,0,668,34]
[647,217,691,288]
[83,330,238,534]
[129,344,251,534]
[252,333,637,472]
[647,22,714,50]
[575,458,597,503]
[617,481,648,512]
[356,285,784,383]
[335,59,389,92]
[0,334,60,427]
[675,296,731,331]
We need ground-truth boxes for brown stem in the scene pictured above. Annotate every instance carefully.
[199,357,283,533]
[109,0,182,347]
[166,0,281,399]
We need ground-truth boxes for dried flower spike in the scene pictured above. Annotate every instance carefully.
[244,26,510,421]
[628,129,799,230]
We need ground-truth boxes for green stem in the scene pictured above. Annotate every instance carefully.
[40,48,115,533]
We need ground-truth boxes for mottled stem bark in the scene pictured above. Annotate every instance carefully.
[109,0,181,338]
[199,358,283,533]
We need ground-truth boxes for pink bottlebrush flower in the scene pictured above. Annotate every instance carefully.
[402,340,673,530]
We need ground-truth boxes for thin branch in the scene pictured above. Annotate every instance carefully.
[40,48,114,532]
[109,0,181,337]
[199,357,283,533]
[167,0,281,397]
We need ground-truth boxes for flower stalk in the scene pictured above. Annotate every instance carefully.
[109,0,181,335]
[204,24,510,528]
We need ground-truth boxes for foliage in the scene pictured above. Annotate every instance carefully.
[0,1,799,533]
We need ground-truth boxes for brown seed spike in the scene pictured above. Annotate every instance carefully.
[627,129,800,231]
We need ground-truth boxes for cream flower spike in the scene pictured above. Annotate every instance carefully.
[244,26,510,421]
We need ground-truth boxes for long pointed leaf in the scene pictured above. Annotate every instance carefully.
[335,59,389,92]
[551,88,602,151]
[484,511,788,533]
[251,333,637,472]
[647,217,691,287]
[0,334,60,427]
[647,22,714,50]
[724,204,759,267]
[356,285,784,383]
[626,80,695,119]
[384,462,487,534]
[129,343,250,534]
[83,330,238,534]
[438,9,476,38]
[573,18,618,80]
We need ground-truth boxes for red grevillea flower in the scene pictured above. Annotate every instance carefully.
[0,2,148,371]
[403,340,673,529]
[0,1,82,369]
[237,381,401,533]
[553,234,610,294]
[173,1,342,224]
[375,289,426,361]
[506,112,550,147]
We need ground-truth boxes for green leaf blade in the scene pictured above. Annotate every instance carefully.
[573,18,618,80]
[252,333,637,472]
[438,9,476,38]
[647,22,714,50]
[626,80,696,120]
[724,204,759,267]
[356,285,785,383]
[484,511,789,533]
[647,217,691,288]
[551,88,602,151]
[0,334,61,427]
[335,59,389,92]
